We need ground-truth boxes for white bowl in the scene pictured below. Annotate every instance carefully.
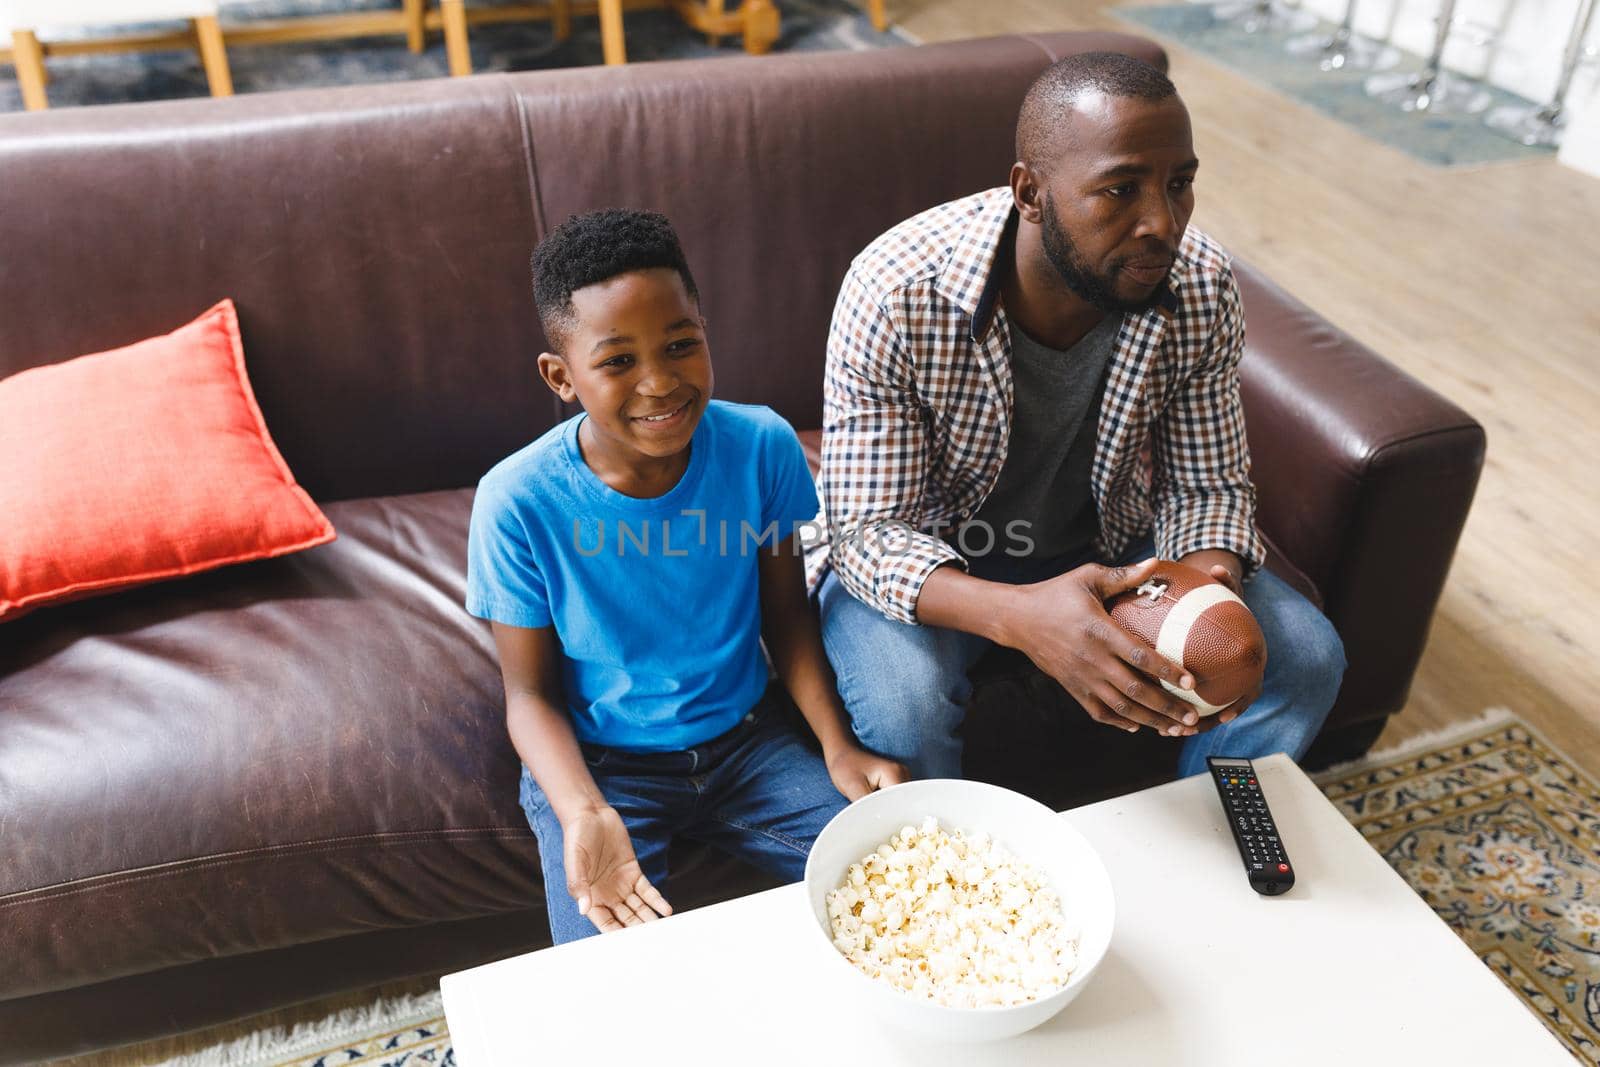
[803,778,1114,1043]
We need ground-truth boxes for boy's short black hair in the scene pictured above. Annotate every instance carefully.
[531,209,701,353]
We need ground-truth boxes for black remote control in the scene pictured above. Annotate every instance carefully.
[1207,757,1294,896]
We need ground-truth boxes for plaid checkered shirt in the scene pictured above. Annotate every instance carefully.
[804,187,1264,624]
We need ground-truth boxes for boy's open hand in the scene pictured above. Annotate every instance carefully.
[826,746,909,802]
[564,805,672,933]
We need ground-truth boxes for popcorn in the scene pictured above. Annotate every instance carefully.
[824,818,1080,1009]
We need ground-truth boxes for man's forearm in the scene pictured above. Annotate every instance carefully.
[505,693,607,827]
[913,564,1024,647]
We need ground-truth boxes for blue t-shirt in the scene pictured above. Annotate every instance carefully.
[466,400,819,752]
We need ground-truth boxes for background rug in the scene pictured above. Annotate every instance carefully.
[1315,710,1600,1064]
[163,991,450,1066]
[1115,2,1554,167]
[0,0,907,112]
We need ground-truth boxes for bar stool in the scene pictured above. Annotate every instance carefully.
[1212,0,1316,35]
[1485,0,1597,147]
[1285,0,1399,72]
[3,1,231,111]
[1364,0,1491,114]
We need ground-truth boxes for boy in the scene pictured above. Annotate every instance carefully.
[467,209,905,944]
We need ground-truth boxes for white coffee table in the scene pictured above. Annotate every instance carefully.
[441,754,1570,1064]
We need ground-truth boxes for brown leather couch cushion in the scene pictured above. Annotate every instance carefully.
[0,488,784,1003]
[0,491,532,998]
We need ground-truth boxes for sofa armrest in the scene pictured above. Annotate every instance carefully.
[1234,259,1486,728]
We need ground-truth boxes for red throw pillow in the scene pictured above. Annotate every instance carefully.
[0,299,335,623]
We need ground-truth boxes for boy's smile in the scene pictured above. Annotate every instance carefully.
[630,396,693,431]
[538,268,713,498]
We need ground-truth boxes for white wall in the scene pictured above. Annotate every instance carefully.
[1207,0,1600,174]
[1560,86,1600,171]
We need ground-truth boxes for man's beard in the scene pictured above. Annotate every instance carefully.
[1040,195,1168,313]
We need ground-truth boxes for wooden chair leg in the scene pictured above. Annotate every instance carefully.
[741,0,779,55]
[442,0,472,76]
[404,0,426,52]
[11,30,48,110]
[553,0,573,42]
[193,16,233,97]
[599,0,626,65]
[868,0,887,32]
[707,0,725,47]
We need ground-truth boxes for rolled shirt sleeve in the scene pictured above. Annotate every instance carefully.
[1149,263,1266,575]
[819,269,964,624]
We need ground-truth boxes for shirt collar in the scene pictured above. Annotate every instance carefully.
[943,187,1184,343]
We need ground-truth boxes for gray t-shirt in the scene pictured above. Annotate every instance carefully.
[960,312,1121,578]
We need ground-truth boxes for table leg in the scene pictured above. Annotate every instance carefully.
[442,0,472,76]
[707,0,725,47]
[868,0,886,31]
[554,0,573,41]
[11,30,47,110]
[193,16,233,97]
[600,0,626,65]
[741,0,779,54]
[404,0,426,52]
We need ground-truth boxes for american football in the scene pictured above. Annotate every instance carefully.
[1105,561,1267,716]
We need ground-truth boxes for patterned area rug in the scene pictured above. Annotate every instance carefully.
[1115,3,1555,167]
[1315,712,1600,1064]
[0,0,906,112]
[164,992,450,1066]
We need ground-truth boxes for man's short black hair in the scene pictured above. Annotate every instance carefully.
[531,209,700,353]
[1016,52,1178,171]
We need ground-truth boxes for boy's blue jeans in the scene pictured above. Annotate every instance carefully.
[816,534,1347,782]
[519,685,847,945]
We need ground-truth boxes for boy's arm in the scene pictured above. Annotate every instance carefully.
[758,536,908,800]
[489,621,671,931]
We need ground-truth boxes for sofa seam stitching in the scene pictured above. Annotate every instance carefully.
[0,827,532,908]
[1014,33,1062,65]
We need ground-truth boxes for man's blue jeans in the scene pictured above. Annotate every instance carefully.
[519,686,847,945]
[816,536,1347,781]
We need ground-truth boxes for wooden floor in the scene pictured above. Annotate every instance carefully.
[60,0,1600,1063]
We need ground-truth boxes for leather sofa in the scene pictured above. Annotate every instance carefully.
[0,31,1484,1062]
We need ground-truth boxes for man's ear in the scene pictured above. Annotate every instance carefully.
[536,352,577,403]
[1010,161,1044,226]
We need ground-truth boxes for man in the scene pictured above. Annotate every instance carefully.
[806,52,1347,781]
